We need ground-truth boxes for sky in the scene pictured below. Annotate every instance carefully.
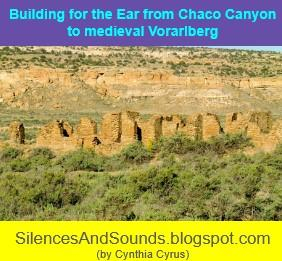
[213,46,282,52]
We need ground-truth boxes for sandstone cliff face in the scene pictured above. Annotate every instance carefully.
[81,69,282,107]
[81,69,282,95]
[0,67,85,110]
[1,66,282,115]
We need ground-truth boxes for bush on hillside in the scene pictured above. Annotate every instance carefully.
[30,147,55,160]
[0,172,88,219]
[153,133,251,157]
[57,149,105,172]
[9,159,31,172]
[0,147,22,161]
[117,142,152,164]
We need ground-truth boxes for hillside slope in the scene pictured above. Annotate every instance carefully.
[0,46,281,117]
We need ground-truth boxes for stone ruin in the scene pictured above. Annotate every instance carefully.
[225,112,272,135]
[225,112,282,151]
[138,115,163,147]
[6,111,282,154]
[76,117,98,148]
[160,113,222,141]
[100,113,122,143]
[36,120,75,151]
[9,121,25,144]
[162,115,182,137]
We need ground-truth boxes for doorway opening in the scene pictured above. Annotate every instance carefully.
[62,129,69,137]
[136,126,142,141]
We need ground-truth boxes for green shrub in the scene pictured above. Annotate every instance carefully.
[103,155,126,171]
[30,147,55,160]
[153,133,193,156]
[153,133,251,157]
[9,159,31,172]
[152,133,209,157]
[209,133,252,153]
[29,172,88,208]
[0,147,22,161]
[130,165,179,196]
[117,142,152,164]
[0,148,281,220]
[0,172,88,219]
[28,155,53,170]
[57,149,105,172]
[260,144,282,171]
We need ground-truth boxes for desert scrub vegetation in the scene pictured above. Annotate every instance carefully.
[57,149,105,172]
[152,133,252,157]
[0,46,281,76]
[0,147,23,161]
[0,172,88,220]
[0,134,281,221]
[117,142,153,164]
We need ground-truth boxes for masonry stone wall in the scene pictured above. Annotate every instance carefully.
[9,121,25,144]
[223,111,278,152]
[246,114,279,152]
[246,123,277,152]
[201,113,222,140]
[8,110,280,154]
[76,117,98,148]
[100,113,121,143]
[162,115,182,137]
[274,120,282,141]
[121,111,139,145]
[184,114,204,140]
[225,112,249,134]
[138,115,163,147]
[36,120,75,150]
[249,112,272,133]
